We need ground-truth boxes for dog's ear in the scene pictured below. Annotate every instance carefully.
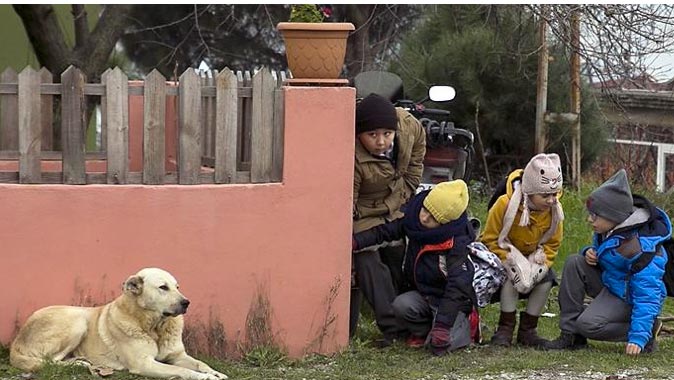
[123,275,144,295]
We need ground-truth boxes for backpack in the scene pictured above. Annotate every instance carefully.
[663,238,674,296]
[630,237,674,297]
[467,241,507,307]
[487,175,509,212]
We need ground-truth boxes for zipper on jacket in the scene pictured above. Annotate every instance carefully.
[413,238,454,288]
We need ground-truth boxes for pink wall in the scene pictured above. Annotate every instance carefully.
[0,86,355,358]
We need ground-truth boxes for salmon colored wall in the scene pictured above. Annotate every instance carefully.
[0,86,355,358]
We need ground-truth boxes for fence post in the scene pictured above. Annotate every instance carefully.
[143,69,166,185]
[250,68,274,183]
[271,71,285,182]
[104,67,129,184]
[39,68,54,151]
[215,68,238,184]
[61,66,86,184]
[178,68,202,185]
[18,67,42,183]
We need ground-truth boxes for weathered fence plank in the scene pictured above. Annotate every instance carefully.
[199,70,215,161]
[250,68,274,183]
[0,65,285,186]
[143,70,166,185]
[178,69,202,184]
[238,70,251,170]
[1,68,18,150]
[101,69,110,154]
[215,68,238,184]
[61,66,86,184]
[104,68,129,184]
[272,86,284,182]
[18,67,42,183]
[39,68,53,150]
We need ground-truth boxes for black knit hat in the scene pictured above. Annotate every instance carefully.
[355,93,398,134]
[586,169,634,224]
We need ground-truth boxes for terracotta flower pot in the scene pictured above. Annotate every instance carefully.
[277,22,355,80]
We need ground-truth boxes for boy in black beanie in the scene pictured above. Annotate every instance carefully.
[546,169,672,355]
[350,93,426,345]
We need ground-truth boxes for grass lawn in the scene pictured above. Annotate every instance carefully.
[2,183,674,380]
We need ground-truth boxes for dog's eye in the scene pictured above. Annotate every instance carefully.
[159,285,169,291]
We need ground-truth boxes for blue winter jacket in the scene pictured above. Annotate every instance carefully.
[581,195,672,349]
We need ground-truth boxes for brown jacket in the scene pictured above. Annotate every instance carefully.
[353,108,426,233]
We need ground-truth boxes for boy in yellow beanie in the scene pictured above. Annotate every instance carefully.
[353,180,478,355]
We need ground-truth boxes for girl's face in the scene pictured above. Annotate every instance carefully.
[528,192,559,211]
[419,207,441,229]
[587,211,618,234]
[358,129,396,155]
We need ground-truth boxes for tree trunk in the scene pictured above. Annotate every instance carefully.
[13,4,133,82]
[344,4,376,78]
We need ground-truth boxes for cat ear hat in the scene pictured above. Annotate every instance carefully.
[498,153,564,251]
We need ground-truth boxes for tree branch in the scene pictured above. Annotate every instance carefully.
[12,4,72,73]
[79,4,133,81]
[72,4,89,50]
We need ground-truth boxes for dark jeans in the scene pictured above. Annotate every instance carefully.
[349,245,405,338]
[392,290,471,350]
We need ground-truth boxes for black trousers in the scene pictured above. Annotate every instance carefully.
[349,245,406,338]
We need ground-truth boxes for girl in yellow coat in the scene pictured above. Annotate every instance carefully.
[480,153,564,348]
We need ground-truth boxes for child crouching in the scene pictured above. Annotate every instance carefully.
[353,180,478,355]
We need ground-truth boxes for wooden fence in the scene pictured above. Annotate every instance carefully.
[0,66,286,185]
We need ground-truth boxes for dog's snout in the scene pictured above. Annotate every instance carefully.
[181,298,190,309]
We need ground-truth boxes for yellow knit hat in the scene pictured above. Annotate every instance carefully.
[422,180,469,224]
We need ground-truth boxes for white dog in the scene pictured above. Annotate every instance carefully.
[10,268,228,380]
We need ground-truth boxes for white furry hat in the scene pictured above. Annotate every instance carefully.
[497,154,564,253]
[522,153,563,195]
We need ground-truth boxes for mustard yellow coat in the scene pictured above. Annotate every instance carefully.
[479,169,563,268]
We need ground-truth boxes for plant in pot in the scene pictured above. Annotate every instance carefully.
[277,5,355,81]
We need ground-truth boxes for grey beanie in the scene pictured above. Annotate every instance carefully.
[586,169,633,223]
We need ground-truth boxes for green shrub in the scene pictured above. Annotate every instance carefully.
[289,4,324,23]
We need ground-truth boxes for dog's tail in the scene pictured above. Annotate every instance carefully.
[9,345,45,372]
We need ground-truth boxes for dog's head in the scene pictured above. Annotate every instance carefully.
[123,268,191,317]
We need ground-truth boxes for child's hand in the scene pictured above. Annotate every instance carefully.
[585,248,598,266]
[626,342,642,355]
[532,248,546,265]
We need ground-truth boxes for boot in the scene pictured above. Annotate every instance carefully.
[643,317,663,354]
[544,331,588,350]
[490,311,516,347]
[516,311,547,349]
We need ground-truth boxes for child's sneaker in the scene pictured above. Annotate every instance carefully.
[643,317,663,353]
[405,335,426,348]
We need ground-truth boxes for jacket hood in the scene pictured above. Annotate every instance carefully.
[606,194,672,251]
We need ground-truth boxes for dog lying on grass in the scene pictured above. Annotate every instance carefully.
[10,267,228,380]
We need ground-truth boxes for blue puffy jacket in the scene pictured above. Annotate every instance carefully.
[582,195,672,349]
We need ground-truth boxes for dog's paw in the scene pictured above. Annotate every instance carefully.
[210,370,228,379]
[197,372,228,380]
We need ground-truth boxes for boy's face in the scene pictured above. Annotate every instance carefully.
[419,207,441,229]
[528,192,559,211]
[587,211,618,234]
[358,128,395,156]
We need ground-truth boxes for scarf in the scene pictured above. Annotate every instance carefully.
[403,191,472,246]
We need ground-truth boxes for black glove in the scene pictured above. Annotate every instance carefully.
[429,321,451,356]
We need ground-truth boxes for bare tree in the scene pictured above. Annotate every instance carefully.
[334,4,420,77]
[529,5,674,86]
[13,5,134,82]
